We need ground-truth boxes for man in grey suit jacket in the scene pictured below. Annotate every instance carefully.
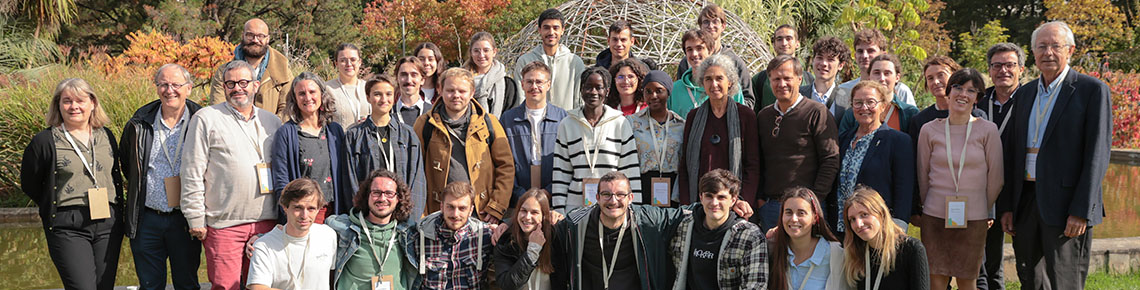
[997,21,1112,290]
[800,36,850,118]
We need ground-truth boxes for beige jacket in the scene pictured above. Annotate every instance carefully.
[209,47,293,120]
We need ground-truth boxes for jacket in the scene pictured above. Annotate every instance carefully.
[513,45,587,110]
[21,127,124,231]
[830,126,915,227]
[500,103,569,207]
[551,106,642,212]
[669,204,767,290]
[413,102,515,220]
[326,208,416,289]
[594,49,659,70]
[269,121,353,220]
[674,46,754,109]
[551,204,688,290]
[405,211,494,290]
[494,230,548,290]
[119,100,203,238]
[668,68,746,119]
[208,46,293,118]
[346,116,427,222]
[837,100,920,135]
[799,81,850,118]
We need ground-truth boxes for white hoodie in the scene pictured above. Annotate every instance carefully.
[551,105,642,213]
[513,44,586,111]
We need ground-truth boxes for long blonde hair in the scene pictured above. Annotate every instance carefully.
[46,78,111,128]
[842,186,905,287]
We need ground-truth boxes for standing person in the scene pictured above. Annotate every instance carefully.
[999,21,1111,289]
[628,70,684,206]
[21,78,124,290]
[413,68,514,224]
[247,178,338,290]
[669,29,744,118]
[326,169,417,290]
[801,36,851,117]
[675,55,762,207]
[465,31,520,117]
[756,55,841,232]
[120,64,204,290]
[513,8,587,111]
[594,20,658,70]
[393,56,432,125]
[751,24,814,111]
[326,43,371,126]
[551,67,641,213]
[916,68,1004,290]
[837,54,920,134]
[406,182,496,290]
[182,60,284,290]
[494,189,556,290]
[668,169,767,290]
[270,72,353,224]
[606,58,650,115]
[768,187,849,290]
[842,187,929,290]
[837,28,916,107]
[906,56,987,145]
[415,42,447,101]
[500,62,569,207]
[346,74,427,222]
[674,3,754,108]
[209,18,292,118]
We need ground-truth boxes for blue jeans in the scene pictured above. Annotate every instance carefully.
[758,200,783,233]
[130,209,201,290]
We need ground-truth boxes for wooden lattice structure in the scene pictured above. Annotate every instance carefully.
[498,0,772,74]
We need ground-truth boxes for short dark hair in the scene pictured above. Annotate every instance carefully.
[608,20,633,35]
[698,169,740,197]
[766,54,804,76]
[538,8,564,26]
[869,54,902,75]
[771,24,797,42]
[606,58,649,108]
[945,67,986,102]
[811,36,850,65]
[521,61,552,79]
[335,43,360,57]
[352,170,413,222]
[681,29,715,50]
[364,74,397,96]
[581,66,612,92]
[279,178,329,208]
[599,171,630,188]
[697,4,726,27]
[986,42,1026,67]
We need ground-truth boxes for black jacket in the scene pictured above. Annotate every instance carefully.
[21,126,124,231]
[594,48,658,70]
[494,230,546,290]
[119,100,203,238]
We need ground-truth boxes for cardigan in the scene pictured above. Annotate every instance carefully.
[831,126,915,228]
[270,121,353,221]
[22,127,124,231]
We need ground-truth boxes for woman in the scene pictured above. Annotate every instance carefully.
[21,78,124,290]
[675,54,762,207]
[326,43,371,126]
[916,68,1003,290]
[769,187,848,290]
[494,189,555,290]
[345,74,427,222]
[551,66,641,213]
[465,31,519,117]
[606,58,649,115]
[669,169,766,290]
[628,70,684,206]
[832,81,915,235]
[843,187,929,290]
[271,72,353,223]
[415,42,447,101]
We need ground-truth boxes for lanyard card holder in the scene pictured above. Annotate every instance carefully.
[583,178,600,207]
[651,177,671,207]
[945,196,968,228]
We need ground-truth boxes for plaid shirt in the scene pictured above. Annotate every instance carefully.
[669,214,768,290]
[406,212,494,290]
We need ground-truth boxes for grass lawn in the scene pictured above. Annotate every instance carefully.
[1005,271,1140,289]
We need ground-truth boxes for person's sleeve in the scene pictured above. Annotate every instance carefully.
[909,239,931,290]
[180,116,210,229]
[494,241,540,290]
[896,84,917,107]
[551,123,571,213]
[276,75,292,118]
[741,227,768,290]
[344,128,362,195]
[245,241,275,288]
[892,134,916,221]
[20,132,48,205]
[107,129,125,205]
[407,130,428,222]
[1072,79,1112,220]
[270,127,291,225]
[208,66,226,105]
[812,109,841,199]
[740,112,762,204]
[985,126,1004,208]
[674,116,693,203]
[618,122,642,201]
[916,125,932,211]
[735,55,755,109]
[486,115,515,219]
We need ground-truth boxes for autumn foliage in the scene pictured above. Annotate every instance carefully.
[92,29,235,83]
[1087,69,1140,148]
[358,0,511,66]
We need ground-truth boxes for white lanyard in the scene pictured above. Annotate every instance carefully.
[582,126,603,175]
[61,124,98,185]
[1032,84,1062,147]
[598,217,628,290]
[795,264,816,290]
[226,105,265,160]
[338,79,363,121]
[156,119,185,171]
[686,87,699,107]
[375,128,395,172]
[864,246,886,290]
[986,88,1017,135]
[360,211,397,272]
[945,118,974,193]
[647,114,670,171]
[285,235,312,288]
[881,105,896,127]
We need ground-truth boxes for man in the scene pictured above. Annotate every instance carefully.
[837,54,921,135]
[755,55,840,232]
[973,42,1025,290]
[500,62,569,207]
[120,64,205,290]
[327,169,417,290]
[394,56,433,125]
[999,21,1111,290]
[674,3,755,109]
[837,28,916,107]
[513,8,587,110]
[751,24,815,111]
[594,20,658,70]
[800,36,850,117]
[182,60,283,290]
[413,68,514,224]
[208,18,292,118]
[406,182,496,290]
[247,178,338,290]
[668,29,744,118]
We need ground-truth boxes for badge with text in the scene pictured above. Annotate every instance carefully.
[88,187,111,220]
[945,196,968,228]
[164,176,182,208]
[371,275,394,290]
[651,177,671,207]
[583,178,600,206]
[1024,148,1039,181]
[530,165,542,189]
[256,163,272,194]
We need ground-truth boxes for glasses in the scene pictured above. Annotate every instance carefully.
[370,190,398,198]
[223,79,254,89]
[615,74,638,83]
[598,191,630,201]
[337,57,360,64]
[989,62,1019,71]
[950,84,980,95]
[156,82,189,90]
[771,115,783,137]
[851,99,880,109]
[243,33,269,41]
[1034,43,1070,53]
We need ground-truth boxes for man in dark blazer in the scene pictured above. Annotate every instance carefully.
[998,21,1112,290]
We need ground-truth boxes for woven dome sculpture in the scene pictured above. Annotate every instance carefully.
[498,0,773,74]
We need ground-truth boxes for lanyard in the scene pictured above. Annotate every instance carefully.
[338,79,364,122]
[156,118,185,172]
[864,246,886,290]
[945,118,974,193]
[598,216,628,290]
[285,235,312,288]
[647,114,671,171]
[360,211,398,272]
[1032,83,1062,147]
[986,87,1017,135]
[881,105,896,126]
[582,125,603,175]
[61,124,98,185]
[226,105,265,160]
[795,263,816,290]
[686,87,699,107]
[375,128,395,172]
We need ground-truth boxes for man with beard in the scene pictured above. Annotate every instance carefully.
[209,18,293,119]
[327,170,417,290]
[513,8,587,111]
[406,181,496,290]
[182,60,283,290]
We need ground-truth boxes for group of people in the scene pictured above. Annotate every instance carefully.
[20,3,1112,290]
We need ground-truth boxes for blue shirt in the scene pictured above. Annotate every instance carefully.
[144,106,189,212]
[787,238,831,290]
[1027,66,1071,148]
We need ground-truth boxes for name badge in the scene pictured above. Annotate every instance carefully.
[530,165,542,189]
[164,176,182,208]
[88,187,111,220]
[651,177,671,207]
[945,196,968,228]
[371,275,394,290]
[256,163,272,194]
[583,178,600,206]
[1025,148,1039,181]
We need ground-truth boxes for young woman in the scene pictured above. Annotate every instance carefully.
[464,31,519,117]
[606,58,649,115]
[843,187,929,290]
[769,187,848,290]
[494,189,555,290]
[326,43,371,126]
[414,42,447,101]
[627,70,684,204]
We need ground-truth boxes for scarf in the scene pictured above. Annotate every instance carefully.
[684,99,742,201]
[474,61,508,115]
[233,44,270,81]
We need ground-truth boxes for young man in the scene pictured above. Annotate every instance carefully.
[668,29,744,118]
[120,63,205,290]
[413,68,514,224]
[406,182,496,290]
[247,178,338,290]
[674,4,754,109]
[394,57,433,125]
[327,169,417,290]
[751,24,815,111]
[837,54,920,135]
[837,28,916,107]
[513,8,587,110]
[594,20,657,70]
[669,169,767,290]
[800,36,851,117]
[208,18,292,118]
[500,62,569,207]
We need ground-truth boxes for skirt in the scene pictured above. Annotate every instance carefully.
[919,214,989,277]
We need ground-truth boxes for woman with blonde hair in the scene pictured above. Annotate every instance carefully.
[842,187,929,290]
[464,31,519,117]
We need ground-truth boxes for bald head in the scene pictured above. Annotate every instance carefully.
[244,19,268,34]
[240,18,270,59]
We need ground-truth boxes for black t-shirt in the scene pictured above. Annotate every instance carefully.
[298,128,334,202]
[686,211,733,290]
[582,213,641,290]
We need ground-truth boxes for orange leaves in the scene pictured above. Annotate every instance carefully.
[359,0,511,63]
[92,29,235,83]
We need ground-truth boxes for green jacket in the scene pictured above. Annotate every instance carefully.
[552,204,689,290]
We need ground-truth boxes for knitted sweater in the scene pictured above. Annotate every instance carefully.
[552,105,641,213]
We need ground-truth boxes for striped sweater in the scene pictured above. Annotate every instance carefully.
[552,105,641,213]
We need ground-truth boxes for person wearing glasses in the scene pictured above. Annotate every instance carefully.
[606,58,650,115]
[756,55,840,232]
[326,43,371,126]
[465,32,520,117]
[836,54,920,135]
[208,18,292,118]
[326,169,417,290]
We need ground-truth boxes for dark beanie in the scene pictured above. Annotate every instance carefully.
[640,70,674,96]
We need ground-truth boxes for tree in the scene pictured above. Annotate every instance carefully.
[955,20,1012,72]
[358,0,510,70]
[1044,0,1134,57]
[1,0,78,38]
[940,0,1045,48]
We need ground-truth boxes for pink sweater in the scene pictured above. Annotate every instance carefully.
[917,118,1004,220]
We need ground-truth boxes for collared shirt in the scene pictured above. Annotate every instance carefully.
[775,95,806,116]
[811,82,838,116]
[419,220,493,290]
[787,238,832,290]
[144,106,190,212]
[1027,66,1071,148]
[396,98,431,125]
[628,109,685,173]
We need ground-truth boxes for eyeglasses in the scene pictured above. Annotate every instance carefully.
[615,74,638,83]
[156,82,190,90]
[243,33,269,41]
[370,190,398,198]
[337,57,360,64]
[598,191,630,201]
[223,79,254,89]
[989,61,1019,71]
[771,115,783,137]
[851,99,880,109]
[1034,43,1071,53]
[950,84,980,95]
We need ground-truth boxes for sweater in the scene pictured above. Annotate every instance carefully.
[270,121,354,222]
[756,97,840,200]
[854,237,929,290]
[513,45,587,111]
[551,106,641,213]
[917,118,1004,221]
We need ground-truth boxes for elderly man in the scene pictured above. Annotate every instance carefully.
[998,21,1112,289]
[208,18,293,118]
[120,64,205,290]
[183,60,284,290]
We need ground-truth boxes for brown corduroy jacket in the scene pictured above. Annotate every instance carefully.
[413,102,515,219]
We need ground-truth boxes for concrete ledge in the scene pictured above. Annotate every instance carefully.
[0,207,37,223]
[1002,237,1140,281]
[1111,148,1140,166]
